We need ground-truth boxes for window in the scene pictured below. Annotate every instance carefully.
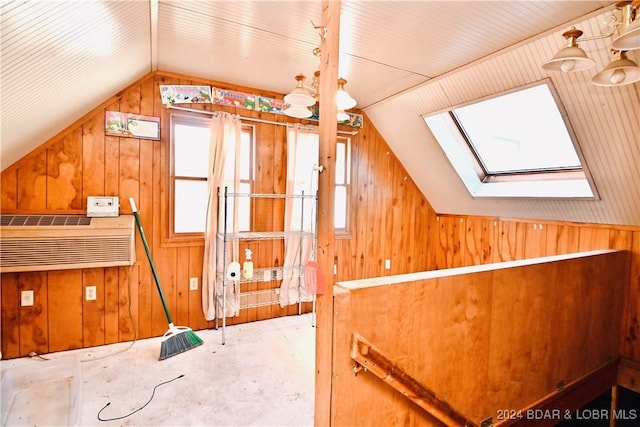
[171,114,254,235]
[423,80,596,199]
[335,136,351,232]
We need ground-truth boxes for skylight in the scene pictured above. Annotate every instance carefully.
[423,80,596,199]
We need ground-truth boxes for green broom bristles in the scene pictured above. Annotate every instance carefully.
[159,324,204,361]
[130,199,204,361]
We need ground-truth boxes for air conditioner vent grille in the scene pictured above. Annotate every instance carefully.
[1,215,92,226]
[0,237,131,268]
[0,215,135,272]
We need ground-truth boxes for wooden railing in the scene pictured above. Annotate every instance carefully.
[351,332,478,427]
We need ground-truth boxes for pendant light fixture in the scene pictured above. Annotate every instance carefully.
[337,110,350,122]
[336,78,357,110]
[611,0,640,51]
[542,1,640,87]
[283,37,357,120]
[592,50,640,86]
[284,74,316,108]
[284,75,357,120]
[612,17,640,50]
[542,28,595,72]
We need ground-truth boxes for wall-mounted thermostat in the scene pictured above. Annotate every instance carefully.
[87,196,119,217]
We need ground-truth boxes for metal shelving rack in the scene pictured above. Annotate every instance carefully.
[215,186,317,344]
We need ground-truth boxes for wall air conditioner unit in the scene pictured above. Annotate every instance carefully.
[0,215,135,273]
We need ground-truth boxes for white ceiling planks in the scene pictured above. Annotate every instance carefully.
[1,0,151,169]
[367,7,640,226]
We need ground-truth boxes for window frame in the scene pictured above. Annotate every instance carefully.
[423,79,599,199]
[334,135,353,237]
[167,112,255,242]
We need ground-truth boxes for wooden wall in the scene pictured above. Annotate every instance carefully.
[1,70,639,364]
[334,109,640,364]
[332,250,629,425]
[0,71,314,358]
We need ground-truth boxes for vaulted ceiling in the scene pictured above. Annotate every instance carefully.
[2,1,638,225]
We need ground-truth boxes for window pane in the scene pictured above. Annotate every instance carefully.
[239,130,251,180]
[174,124,210,178]
[334,186,347,229]
[452,83,581,174]
[423,81,595,199]
[223,129,252,188]
[335,142,345,185]
[174,180,208,233]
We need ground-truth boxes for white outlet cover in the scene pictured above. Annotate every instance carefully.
[21,290,34,306]
[86,286,97,301]
[189,277,198,291]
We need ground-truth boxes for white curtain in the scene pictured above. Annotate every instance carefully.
[279,125,319,307]
[202,113,242,321]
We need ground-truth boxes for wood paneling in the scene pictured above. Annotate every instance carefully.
[1,71,639,371]
[1,273,20,357]
[332,251,628,425]
[623,231,640,360]
[0,72,316,358]
[82,268,105,347]
[47,270,83,352]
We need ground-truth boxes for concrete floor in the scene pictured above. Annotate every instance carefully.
[1,314,315,426]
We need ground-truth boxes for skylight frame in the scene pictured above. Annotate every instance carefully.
[423,79,599,200]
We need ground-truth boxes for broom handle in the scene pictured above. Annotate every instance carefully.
[129,197,174,325]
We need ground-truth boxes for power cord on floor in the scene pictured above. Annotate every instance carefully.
[28,351,50,360]
[97,374,185,422]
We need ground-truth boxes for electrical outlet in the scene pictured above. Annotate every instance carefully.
[86,285,97,301]
[189,277,198,291]
[21,290,34,307]
[385,259,391,270]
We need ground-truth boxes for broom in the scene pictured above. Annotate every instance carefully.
[129,197,203,360]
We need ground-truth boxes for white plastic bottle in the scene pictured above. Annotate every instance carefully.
[243,249,254,279]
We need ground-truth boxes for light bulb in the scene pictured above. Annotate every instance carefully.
[609,68,627,84]
[560,60,576,72]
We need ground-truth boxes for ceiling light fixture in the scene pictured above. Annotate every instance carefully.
[542,1,640,86]
[284,27,357,120]
[542,28,596,72]
[337,110,350,122]
[284,71,357,120]
[592,50,640,85]
[284,74,316,108]
[336,78,357,110]
[612,0,640,50]
[283,105,314,119]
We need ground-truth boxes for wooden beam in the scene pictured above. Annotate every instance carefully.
[350,332,478,427]
[315,1,340,426]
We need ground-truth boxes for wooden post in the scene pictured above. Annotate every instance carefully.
[314,1,340,426]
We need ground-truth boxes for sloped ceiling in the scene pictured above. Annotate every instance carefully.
[1,1,638,226]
